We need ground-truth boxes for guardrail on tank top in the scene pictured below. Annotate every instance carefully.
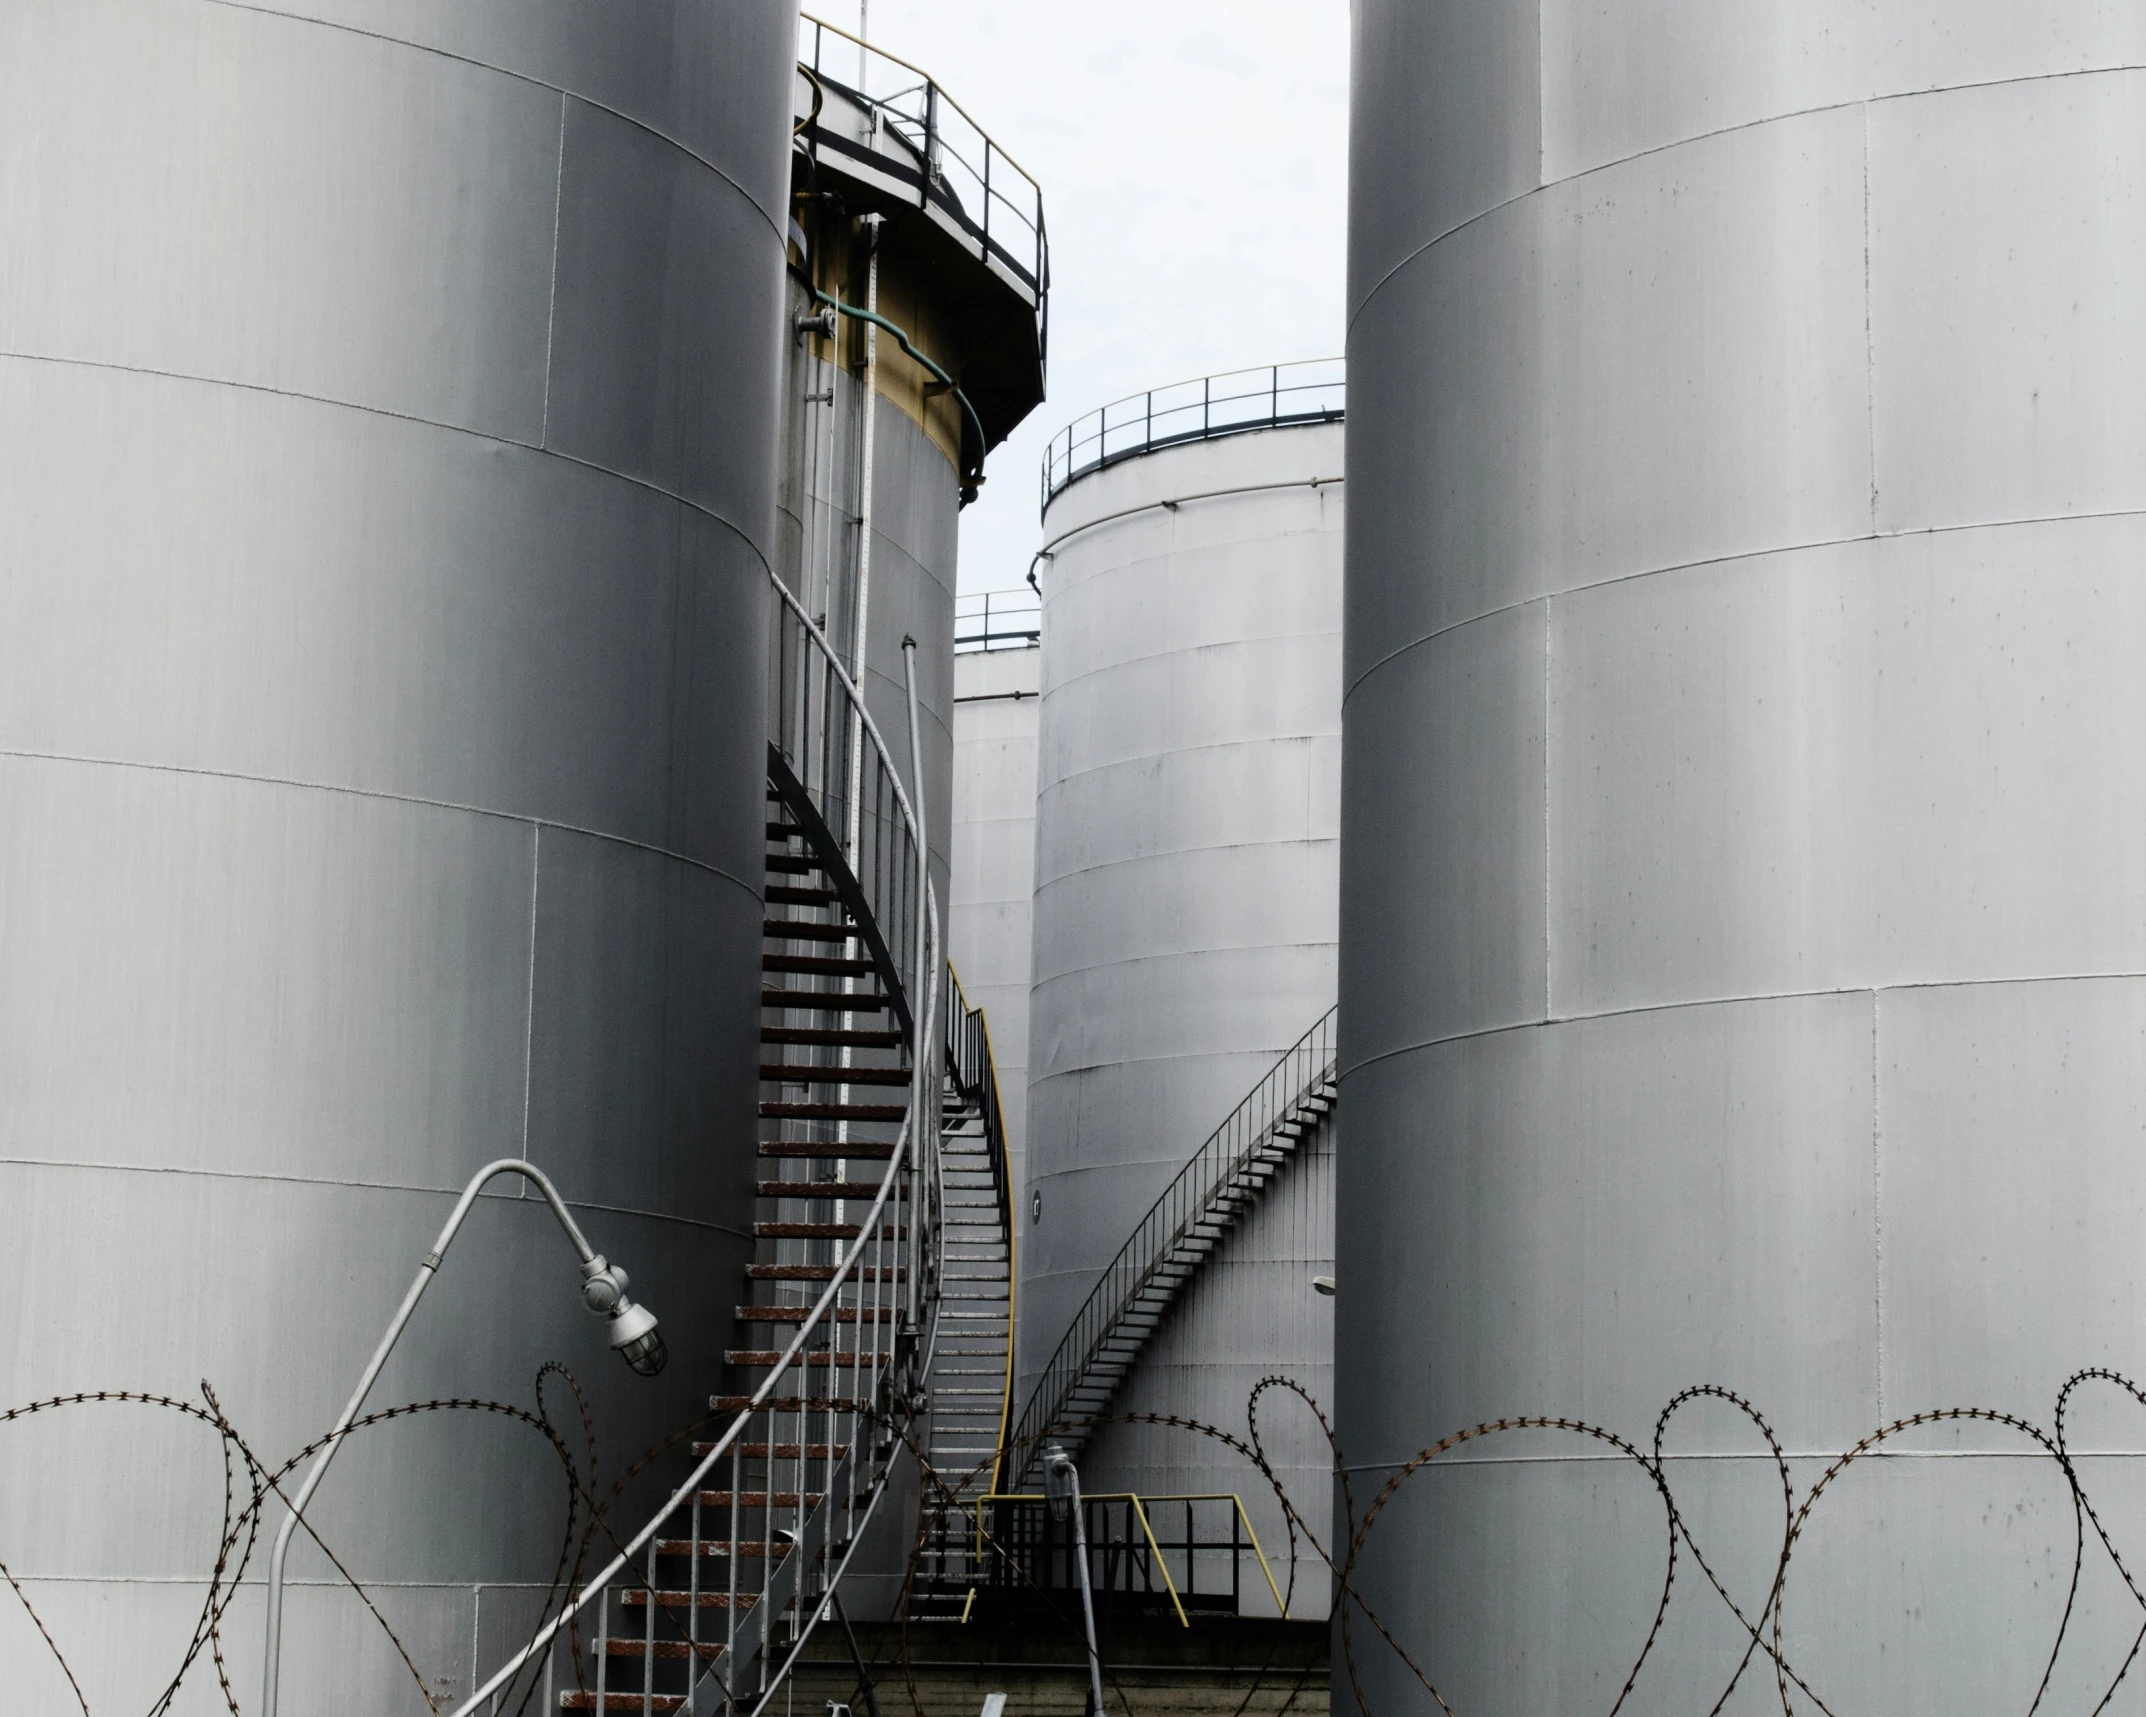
[797,13,1047,313]
[1042,358,1345,509]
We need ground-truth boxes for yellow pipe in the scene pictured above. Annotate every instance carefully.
[1227,1494,1289,1621]
[1125,1494,1190,1627]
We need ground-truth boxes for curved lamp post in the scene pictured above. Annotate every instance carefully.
[259,1156,666,1717]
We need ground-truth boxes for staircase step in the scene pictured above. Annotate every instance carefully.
[710,1395,867,1412]
[703,1442,849,1459]
[724,1349,882,1367]
[747,1261,902,1280]
[620,1589,757,1611]
[765,884,838,908]
[599,1637,723,1659]
[762,987,889,1013]
[648,1537,782,1559]
[759,1101,905,1122]
[761,1063,912,1087]
[560,1695,687,1713]
[763,854,822,876]
[757,1141,896,1161]
[763,953,876,978]
[752,1221,895,1239]
[694,1491,824,1508]
[762,919,861,944]
[754,1179,887,1199]
[764,1026,905,1049]
[736,1305,898,1323]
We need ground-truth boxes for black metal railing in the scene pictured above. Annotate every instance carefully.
[954,587,1040,654]
[1012,1005,1339,1467]
[945,968,1015,1269]
[1042,359,1344,510]
[766,580,923,1028]
[798,14,1048,315]
[970,1494,1286,1620]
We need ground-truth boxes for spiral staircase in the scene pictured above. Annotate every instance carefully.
[449,572,1017,1717]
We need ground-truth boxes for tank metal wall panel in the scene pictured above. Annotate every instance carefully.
[1868,73,2146,531]
[1345,2,2146,1707]
[0,0,792,1701]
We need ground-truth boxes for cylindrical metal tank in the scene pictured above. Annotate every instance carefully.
[0,2,790,1705]
[1344,5,2146,1707]
[779,23,1051,983]
[949,629,1043,1186]
[1024,380,1344,1607]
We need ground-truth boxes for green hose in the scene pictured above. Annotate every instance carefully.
[814,289,987,497]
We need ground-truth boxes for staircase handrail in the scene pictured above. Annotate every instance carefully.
[943,963,1019,1495]
[1011,1003,1338,1470]
[455,567,941,1717]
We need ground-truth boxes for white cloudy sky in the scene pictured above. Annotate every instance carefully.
[840,0,1351,593]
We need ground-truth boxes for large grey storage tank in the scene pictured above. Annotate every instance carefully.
[1023,367,1344,1605]
[1344,4,2146,1709]
[0,3,790,1705]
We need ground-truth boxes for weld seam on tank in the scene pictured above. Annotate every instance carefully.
[1334,971,2146,1082]
[1040,475,1344,557]
[1340,502,2146,698]
[0,1156,755,1235]
[1345,66,2146,335]
[0,746,762,896]
[0,349,776,574]
[168,8,790,239]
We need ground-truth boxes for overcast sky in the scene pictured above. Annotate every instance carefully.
[844,0,1351,593]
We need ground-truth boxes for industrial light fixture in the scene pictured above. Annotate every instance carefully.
[1312,1275,1336,1297]
[580,1254,668,1377]
[262,1157,666,1717]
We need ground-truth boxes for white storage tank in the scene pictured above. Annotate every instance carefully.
[949,597,1044,1186]
[0,3,791,1704]
[1022,366,1345,1608]
[1343,2,2146,1708]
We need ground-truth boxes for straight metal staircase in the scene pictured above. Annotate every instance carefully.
[1010,1006,1339,1476]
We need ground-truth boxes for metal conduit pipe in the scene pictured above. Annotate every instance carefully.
[814,288,990,499]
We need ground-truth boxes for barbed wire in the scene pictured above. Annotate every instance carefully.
[15,1365,2146,1714]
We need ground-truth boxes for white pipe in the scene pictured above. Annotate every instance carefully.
[261,1159,598,1717]
[901,636,933,1328]
[842,213,885,870]
[838,213,885,1157]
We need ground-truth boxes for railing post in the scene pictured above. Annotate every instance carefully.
[901,637,931,1333]
[924,81,941,196]
[1271,364,1279,423]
